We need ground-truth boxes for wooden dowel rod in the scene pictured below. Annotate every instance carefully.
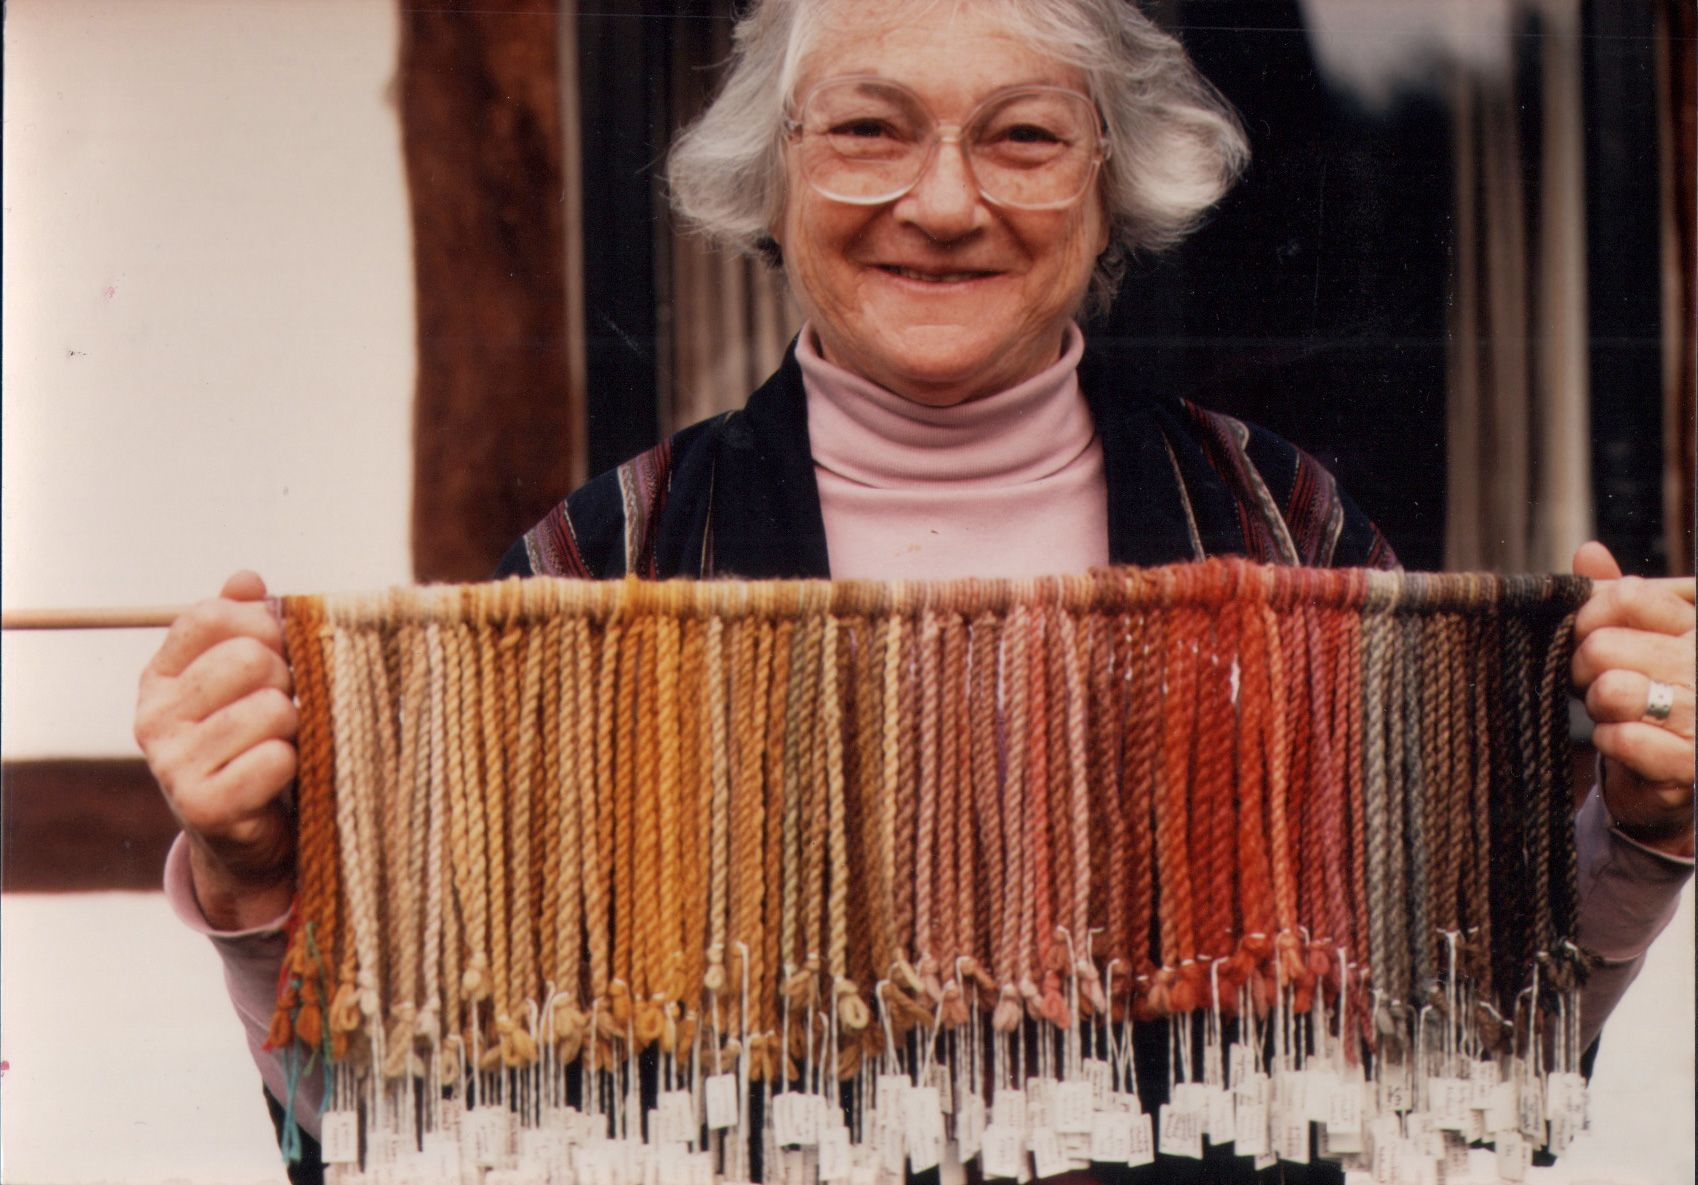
[2,605,187,631]
[0,576,1689,632]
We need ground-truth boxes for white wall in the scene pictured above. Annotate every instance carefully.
[2,2,412,1179]
[2,0,415,760]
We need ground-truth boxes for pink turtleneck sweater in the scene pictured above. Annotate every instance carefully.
[797,322,1108,581]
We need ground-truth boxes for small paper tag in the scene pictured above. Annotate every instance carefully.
[1083,1058,1113,1108]
[991,1088,1027,1135]
[1496,1132,1531,1182]
[1368,1117,1400,1184]
[878,1110,906,1175]
[659,1089,695,1146]
[1327,1080,1364,1136]
[1275,1111,1311,1164]
[1059,1130,1093,1163]
[1423,1077,1459,1131]
[1468,1059,1500,1108]
[1028,1126,1070,1180]
[979,1123,1024,1179]
[905,1086,944,1172]
[1234,1097,1268,1157]
[956,1092,986,1161]
[321,1111,360,1165]
[705,1074,740,1131]
[1305,1070,1340,1123]
[1517,1077,1545,1141]
[1127,1109,1155,1167]
[1051,1081,1094,1134]
[1443,1130,1471,1177]
[475,1106,509,1168]
[772,1092,817,1147]
[1089,1110,1134,1163]
[1205,1085,1237,1145]
[1485,1080,1518,1135]
[928,1063,954,1115]
[1158,1104,1203,1159]
[817,1123,851,1182]
[1321,1121,1364,1157]
[1380,1066,1412,1113]
[422,1130,460,1177]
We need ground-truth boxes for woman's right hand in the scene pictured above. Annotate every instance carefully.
[135,570,299,929]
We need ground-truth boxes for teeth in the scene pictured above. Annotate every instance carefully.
[887,266,983,283]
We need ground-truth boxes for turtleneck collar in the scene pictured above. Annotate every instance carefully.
[797,322,1092,488]
[796,321,1108,581]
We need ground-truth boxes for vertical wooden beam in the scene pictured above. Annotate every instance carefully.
[400,0,576,582]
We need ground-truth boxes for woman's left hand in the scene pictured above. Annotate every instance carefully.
[1571,541,1696,856]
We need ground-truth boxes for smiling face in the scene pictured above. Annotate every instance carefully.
[775,2,1109,407]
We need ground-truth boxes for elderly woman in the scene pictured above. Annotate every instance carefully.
[137,0,1693,1180]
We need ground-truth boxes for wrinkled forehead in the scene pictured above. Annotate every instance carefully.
[784,0,1088,108]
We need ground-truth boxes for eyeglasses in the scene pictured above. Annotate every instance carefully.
[785,77,1109,211]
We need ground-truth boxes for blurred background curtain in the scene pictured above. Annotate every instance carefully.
[1660,0,1695,576]
[660,6,798,431]
[1445,0,1591,573]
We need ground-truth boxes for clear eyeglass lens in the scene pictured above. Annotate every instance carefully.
[796,79,1101,209]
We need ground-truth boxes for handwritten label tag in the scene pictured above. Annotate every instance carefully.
[321,1111,359,1165]
[1274,1111,1311,1164]
[1235,1097,1269,1158]
[1517,1077,1544,1141]
[817,1122,851,1183]
[928,1063,954,1115]
[1380,1067,1412,1113]
[878,1110,906,1176]
[1090,1110,1134,1162]
[1051,1081,1094,1134]
[991,1088,1027,1136]
[1028,1126,1070,1180]
[1496,1132,1531,1182]
[876,1073,909,1115]
[474,1106,509,1168]
[1484,1080,1517,1136]
[1083,1058,1113,1108]
[1327,1080,1364,1137]
[658,1090,695,1146]
[1305,1070,1339,1123]
[1158,1104,1203,1159]
[1425,1077,1465,1131]
[956,1092,986,1162]
[1205,1085,1236,1145]
[905,1086,944,1172]
[979,1124,1024,1179]
[772,1092,817,1147]
[1127,1109,1156,1167]
[1443,1130,1471,1178]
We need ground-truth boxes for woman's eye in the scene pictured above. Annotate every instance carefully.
[1001,123,1064,144]
[831,119,894,139]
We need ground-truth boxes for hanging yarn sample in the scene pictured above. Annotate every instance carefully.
[271,559,1592,1183]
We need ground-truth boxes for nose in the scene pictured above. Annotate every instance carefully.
[894,132,985,240]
